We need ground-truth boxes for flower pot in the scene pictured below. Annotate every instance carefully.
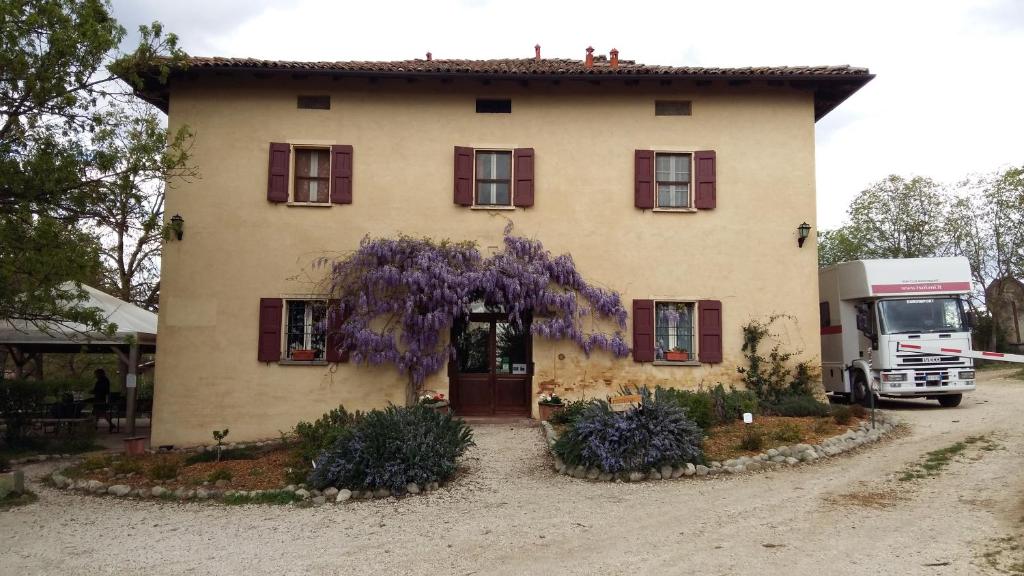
[291,349,316,361]
[428,402,450,415]
[665,350,689,362]
[123,436,147,456]
[538,403,564,421]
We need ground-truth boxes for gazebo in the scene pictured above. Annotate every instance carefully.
[0,284,157,437]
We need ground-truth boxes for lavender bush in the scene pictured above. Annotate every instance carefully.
[553,395,703,473]
[308,405,473,493]
[320,224,629,404]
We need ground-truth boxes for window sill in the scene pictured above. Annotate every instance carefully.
[286,202,332,208]
[278,360,329,366]
[470,205,517,211]
[651,207,697,213]
[652,360,701,367]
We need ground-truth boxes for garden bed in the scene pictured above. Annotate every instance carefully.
[702,415,864,462]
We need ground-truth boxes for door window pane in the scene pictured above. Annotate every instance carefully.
[456,321,491,373]
[495,321,528,374]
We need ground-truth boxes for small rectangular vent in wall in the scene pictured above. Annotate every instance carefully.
[297,95,331,110]
[476,98,512,113]
[655,100,692,116]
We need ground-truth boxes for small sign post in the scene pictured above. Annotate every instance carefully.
[609,394,642,412]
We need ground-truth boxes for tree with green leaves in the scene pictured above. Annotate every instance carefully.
[0,0,190,332]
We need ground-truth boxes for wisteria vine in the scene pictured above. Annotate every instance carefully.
[320,225,629,398]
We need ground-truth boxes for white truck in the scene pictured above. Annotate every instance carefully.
[819,257,976,407]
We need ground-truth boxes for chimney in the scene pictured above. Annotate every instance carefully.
[610,48,619,69]
[585,46,594,69]
[535,44,541,61]
[426,51,432,61]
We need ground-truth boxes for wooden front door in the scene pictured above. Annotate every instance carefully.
[450,313,532,416]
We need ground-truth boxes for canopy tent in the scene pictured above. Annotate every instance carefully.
[0,284,157,436]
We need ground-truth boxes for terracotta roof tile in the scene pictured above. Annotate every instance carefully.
[180,56,870,78]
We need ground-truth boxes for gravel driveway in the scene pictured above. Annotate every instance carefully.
[3,370,1023,576]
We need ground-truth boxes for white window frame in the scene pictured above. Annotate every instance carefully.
[289,145,332,206]
[472,148,515,209]
[282,298,328,362]
[652,151,694,211]
[653,299,699,365]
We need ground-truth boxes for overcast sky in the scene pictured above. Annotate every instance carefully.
[110,0,1024,229]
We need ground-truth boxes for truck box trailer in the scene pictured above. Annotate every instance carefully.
[819,257,976,407]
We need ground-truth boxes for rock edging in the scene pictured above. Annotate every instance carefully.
[542,413,899,481]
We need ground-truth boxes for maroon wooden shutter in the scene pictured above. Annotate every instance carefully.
[267,143,290,203]
[694,150,716,210]
[454,146,474,206]
[258,298,283,362]
[632,299,655,362]
[698,300,723,363]
[330,145,353,204]
[635,150,654,209]
[325,300,350,363]
[513,148,535,207]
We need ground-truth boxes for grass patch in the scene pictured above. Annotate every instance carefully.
[898,437,994,481]
[222,490,301,506]
[0,489,38,510]
[980,535,1024,575]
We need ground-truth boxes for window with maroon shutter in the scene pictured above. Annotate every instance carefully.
[513,148,534,207]
[454,146,474,206]
[632,299,655,362]
[635,150,655,209]
[258,298,283,362]
[267,143,290,203]
[698,300,723,363]
[693,150,717,210]
[294,148,330,203]
[325,300,350,363]
[330,145,353,204]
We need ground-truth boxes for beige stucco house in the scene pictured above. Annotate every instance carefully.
[136,48,872,446]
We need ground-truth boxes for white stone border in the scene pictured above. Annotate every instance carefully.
[542,412,899,481]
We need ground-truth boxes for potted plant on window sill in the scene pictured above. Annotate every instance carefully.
[419,391,449,415]
[537,393,565,421]
[291,349,316,361]
[665,348,690,362]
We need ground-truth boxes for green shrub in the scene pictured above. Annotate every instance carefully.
[548,400,592,426]
[148,459,179,481]
[553,391,703,473]
[184,448,256,465]
[763,395,831,417]
[309,405,473,493]
[112,458,144,475]
[832,405,853,425]
[0,380,46,444]
[207,469,232,483]
[849,403,868,419]
[294,405,361,462]
[81,455,112,471]
[771,422,803,444]
[655,388,713,431]
[709,384,759,425]
[739,427,764,451]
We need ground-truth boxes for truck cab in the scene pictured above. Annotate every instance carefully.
[820,258,976,407]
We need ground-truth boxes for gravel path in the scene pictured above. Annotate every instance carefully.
[3,371,1023,576]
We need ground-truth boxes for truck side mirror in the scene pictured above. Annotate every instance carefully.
[856,305,870,334]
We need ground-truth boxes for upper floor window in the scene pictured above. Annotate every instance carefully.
[476,98,511,113]
[475,150,512,206]
[655,100,692,116]
[655,301,696,362]
[294,148,331,203]
[656,153,691,209]
[285,299,326,361]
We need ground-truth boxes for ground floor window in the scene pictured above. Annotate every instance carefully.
[285,300,326,360]
[655,301,696,361]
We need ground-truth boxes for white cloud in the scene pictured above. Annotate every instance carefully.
[112,0,1024,228]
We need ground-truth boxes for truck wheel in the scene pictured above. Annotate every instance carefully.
[937,394,962,408]
[852,372,871,407]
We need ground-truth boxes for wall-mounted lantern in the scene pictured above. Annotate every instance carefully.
[169,214,184,241]
[797,222,811,248]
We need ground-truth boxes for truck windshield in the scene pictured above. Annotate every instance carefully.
[878,298,966,334]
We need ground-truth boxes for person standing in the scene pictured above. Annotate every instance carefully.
[92,368,114,431]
